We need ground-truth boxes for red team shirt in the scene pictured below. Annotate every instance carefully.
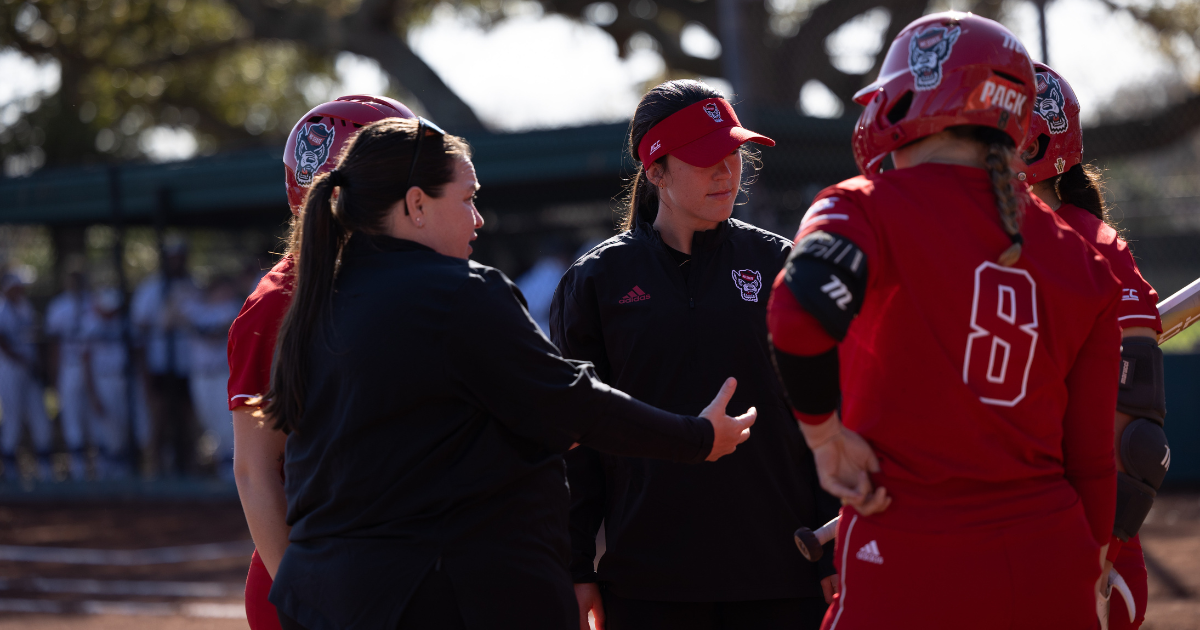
[773,164,1120,544]
[226,256,295,630]
[1056,201,1160,630]
[1055,203,1161,332]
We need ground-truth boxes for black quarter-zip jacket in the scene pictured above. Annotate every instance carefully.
[549,218,839,602]
[269,234,716,630]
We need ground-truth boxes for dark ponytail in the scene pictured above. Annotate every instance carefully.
[266,118,470,432]
[951,126,1024,266]
[1056,163,1113,226]
[622,80,731,231]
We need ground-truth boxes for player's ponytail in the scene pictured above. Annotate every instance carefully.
[1057,163,1114,227]
[952,126,1023,266]
[268,172,342,432]
[986,141,1024,267]
[267,118,470,433]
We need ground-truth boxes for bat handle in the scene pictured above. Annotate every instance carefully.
[814,516,839,545]
[794,516,841,563]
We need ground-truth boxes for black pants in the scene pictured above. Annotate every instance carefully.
[603,587,828,630]
[277,563,467,630]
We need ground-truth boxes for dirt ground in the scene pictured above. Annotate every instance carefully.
[0,496,1195,629]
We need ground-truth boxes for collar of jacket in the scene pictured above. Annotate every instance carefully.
[636,216,731,257]
[344,232,437,256]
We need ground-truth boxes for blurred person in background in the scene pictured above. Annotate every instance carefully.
[0,272,54,480]
[551,80,837,630]
[81,288,136,479]
[184,275,242,480]
[516,237,574,333]
[132,236,200,476]
[45,263,93,479]
[229,95,416,630]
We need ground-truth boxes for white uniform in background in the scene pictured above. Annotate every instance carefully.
[80,303,143,479]
[515,256,569,334]
[183,297,241,480]
[0,295,53,478]
[45,290,91,478]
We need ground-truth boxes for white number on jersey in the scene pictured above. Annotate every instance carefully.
[963,262,1039,406]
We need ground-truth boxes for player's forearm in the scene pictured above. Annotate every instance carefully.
[237,476,290,578]
[232,408,290,578]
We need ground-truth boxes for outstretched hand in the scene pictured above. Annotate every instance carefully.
[800,413,890,516]
[701,377,757,462]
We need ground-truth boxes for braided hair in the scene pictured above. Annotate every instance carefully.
[952,126,1024,267]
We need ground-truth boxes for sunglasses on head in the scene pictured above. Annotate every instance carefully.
[404,117,447,215]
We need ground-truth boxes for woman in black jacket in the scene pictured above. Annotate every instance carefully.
[263,118,757,630]
[550,80,839,630]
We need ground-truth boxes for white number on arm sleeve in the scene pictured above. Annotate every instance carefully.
[963,262,1039,407]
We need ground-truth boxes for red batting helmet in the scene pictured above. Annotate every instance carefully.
[1016,63,1082,184]
[851,12,1036,175]
[284,95,415,214]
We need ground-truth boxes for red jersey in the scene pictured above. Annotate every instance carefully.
[1055,202,1161,332]
[787,164,1120,545]
[227,256,295,410]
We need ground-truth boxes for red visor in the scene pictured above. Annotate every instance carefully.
[637,98,775,168]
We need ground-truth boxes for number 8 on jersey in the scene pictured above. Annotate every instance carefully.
[964,262,1039,406]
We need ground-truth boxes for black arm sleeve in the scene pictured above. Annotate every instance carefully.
[448,267,713,461]
[550,274,609,582]
[564,446,605,582]
[782,231,869,342]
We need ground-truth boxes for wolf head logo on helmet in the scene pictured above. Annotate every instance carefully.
[703,102,724,123]
[1034,73,1069,134]
[293,122,337,186]
[908,25,961,91]
[732,269,762,302]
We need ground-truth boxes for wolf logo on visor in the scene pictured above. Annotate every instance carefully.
[1034,73,1069,134]
[294,122,336,186]
[732,269,762,302]
[704,102,724,123]
[908,25,961,91]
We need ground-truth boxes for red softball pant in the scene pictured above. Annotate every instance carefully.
[246,549,283,630]
[1109,535,1148,629]
[821,504,1102,630]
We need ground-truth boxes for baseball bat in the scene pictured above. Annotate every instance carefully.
[1157,276,1200,344]
[793,516,839,562]
[794,277,1200,562]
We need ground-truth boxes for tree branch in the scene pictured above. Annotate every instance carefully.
[227,0,484,129]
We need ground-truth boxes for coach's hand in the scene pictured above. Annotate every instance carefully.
[800,412,891,516]
[574,582,605,630]
[701,377,757,462]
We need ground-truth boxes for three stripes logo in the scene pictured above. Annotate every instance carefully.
[855,540,884,565]
[619,286,651,304]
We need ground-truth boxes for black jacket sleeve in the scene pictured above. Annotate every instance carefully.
[446,266,714,461]
[551,271,609,582]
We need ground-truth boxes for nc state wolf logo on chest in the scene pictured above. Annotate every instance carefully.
[908,25,961,91]
[1035,73,1070,134]
[732,269,762,302]
[293,122,337,186]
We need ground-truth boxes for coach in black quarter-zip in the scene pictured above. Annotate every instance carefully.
[550,81,838,630]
